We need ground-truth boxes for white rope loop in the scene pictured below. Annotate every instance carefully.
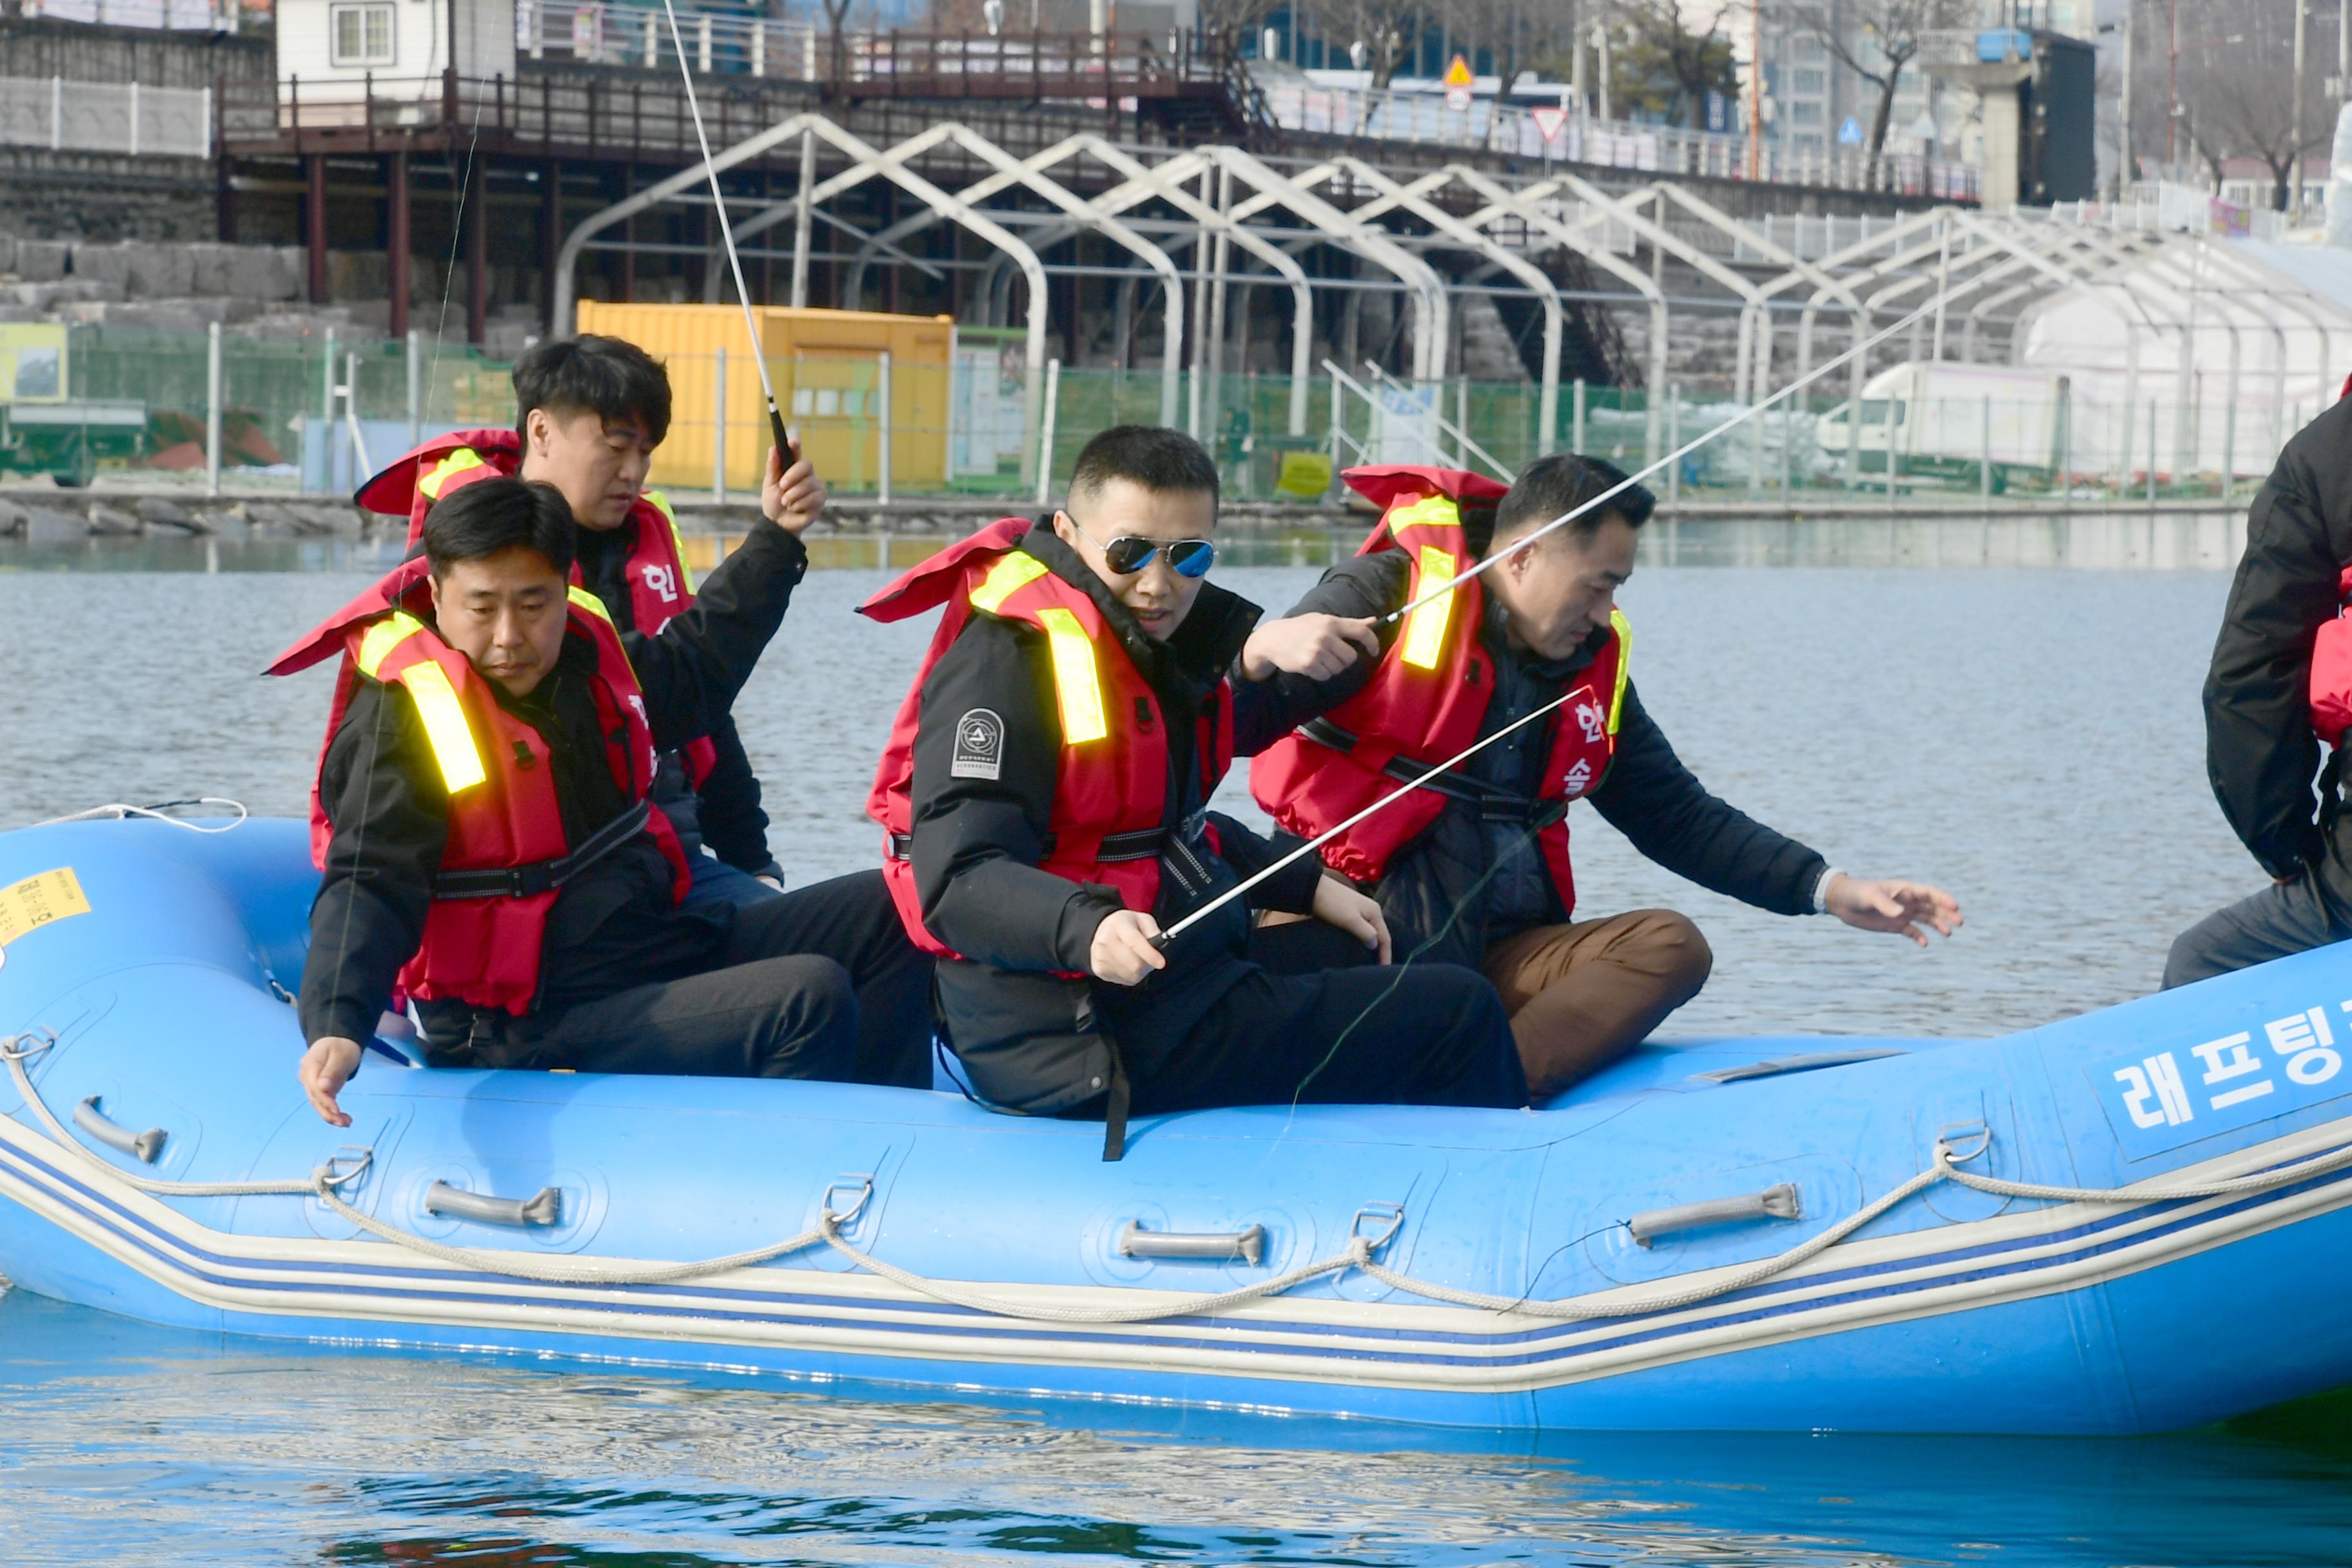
[31,798,249,834]
[10,1032,2352,1326]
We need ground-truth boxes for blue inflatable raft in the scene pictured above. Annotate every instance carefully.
[5,815,2352,1435]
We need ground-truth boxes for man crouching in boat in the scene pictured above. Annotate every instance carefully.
[1250,455,1963,1099]
[356,335,782,914]
[862,425,1527,1159]
[273,458,865,1127]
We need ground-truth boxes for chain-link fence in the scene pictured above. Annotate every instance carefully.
[4,323,2302,511]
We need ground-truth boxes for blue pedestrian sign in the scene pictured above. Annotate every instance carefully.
[1838,115,1864,145]
[1706,90,1729,133]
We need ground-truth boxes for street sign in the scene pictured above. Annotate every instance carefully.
[1443,54,1474,112]
[1532,104,1570,143]
[1909,110,1938,142]
[1705,90,1728,133]
[1838,115,1864,145]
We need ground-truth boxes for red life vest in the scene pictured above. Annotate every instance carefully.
[358,431,716,781]
[1250,465,1630,919]
[2312,566,2352,745]
[859,518,1235,961]
[266,556,690,1016]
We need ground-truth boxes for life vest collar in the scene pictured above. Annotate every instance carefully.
[355,427,521,516]
[1342,463,1511,520]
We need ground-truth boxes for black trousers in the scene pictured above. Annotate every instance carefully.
[2164,874,2352,988]
[451,871,932,1084]
[1103,958,1527,1118]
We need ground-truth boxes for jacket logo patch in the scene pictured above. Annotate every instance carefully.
[952,707,1006,780]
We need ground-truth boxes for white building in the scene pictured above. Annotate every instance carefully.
[276,0,517,103]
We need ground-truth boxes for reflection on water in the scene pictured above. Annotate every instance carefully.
[3,1291,2351,1567]
[0,548,2326,1565]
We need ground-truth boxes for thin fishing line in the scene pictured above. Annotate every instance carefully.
[424,89,485,433]
[1159,687,1580,947]
[1169,276,1963,952]
[1383,279,1961,627]
[1288,800,1567,1110]
[657,0,793,462]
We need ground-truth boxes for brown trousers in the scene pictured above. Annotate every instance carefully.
[1482,909,1713,1097]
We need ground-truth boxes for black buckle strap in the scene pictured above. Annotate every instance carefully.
[432,799,652,900]
[889,825,1171,863]
[1300,716,1537,821]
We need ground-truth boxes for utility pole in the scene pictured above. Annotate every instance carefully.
[1748,0,1764,179]
[2294,0,2310,224]
[2119,3,2135,197]
[2166,0,2178,166]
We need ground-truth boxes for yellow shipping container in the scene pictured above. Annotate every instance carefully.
[573,302,956,496]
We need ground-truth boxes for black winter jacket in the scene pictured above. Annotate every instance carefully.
[574,518,781,880]
[297,520,812,1050]
[901,524,1327,1113]
[1265,551,1830,966]
[2203,395,2352,901]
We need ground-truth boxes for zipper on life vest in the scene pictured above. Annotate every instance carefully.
[511,740,536,771]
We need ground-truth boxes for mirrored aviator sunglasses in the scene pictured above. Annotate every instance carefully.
[1102,536,1217,578]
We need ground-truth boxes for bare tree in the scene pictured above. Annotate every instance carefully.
[2197,36,2331,207]
[1785,0,1967,161]
[1611,0,1740,130]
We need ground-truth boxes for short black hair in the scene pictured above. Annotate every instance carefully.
[421,476,577,579]
[1067,425,1220,512]
[1482,453,1654,556]
[511,335,672,447]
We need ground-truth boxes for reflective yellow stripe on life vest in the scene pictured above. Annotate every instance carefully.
[417,446,487,500]
[970,550,1050,614]
[1400,545,1458,671]
[1033,607,1110,745]
[1606,609,1632,735]
[355,611,426,678]
[395,659,490,794]
[566,585,614,625]
[351,611,488,794]
[642,490,696,595]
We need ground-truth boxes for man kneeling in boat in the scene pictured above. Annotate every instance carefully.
[1250,455,1963,1099]
[356,335,781,914]
[862,426,1528,1157]
[275,460,862,1126]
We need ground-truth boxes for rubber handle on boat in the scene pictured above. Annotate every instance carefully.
[1119,1220,1266,1266]
[74,1096,166,1164]
[426,1179,562,1228]
[1627,1183,1802,1248]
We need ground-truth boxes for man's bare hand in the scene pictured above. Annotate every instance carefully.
[299,1037,364,1128]
[1089,908,1169,986]
[1823,875,1963,947]
[1311,874,1393,963]
[761,442,828,534]
[1240,613,1382,681]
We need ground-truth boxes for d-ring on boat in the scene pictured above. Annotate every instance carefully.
[3,814,2350,1435]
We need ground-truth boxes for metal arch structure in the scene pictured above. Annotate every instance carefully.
[553,112,1054,482]
[1446,167,1674,464]
[1304,159,1568,457]
[1212,147,1451,384]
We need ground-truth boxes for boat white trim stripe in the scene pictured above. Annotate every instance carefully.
[9,1121,2352,1391]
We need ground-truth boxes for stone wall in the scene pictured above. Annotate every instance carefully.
[0,14,271,90]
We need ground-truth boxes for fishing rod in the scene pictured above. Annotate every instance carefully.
[1153,687,1582,948]
[1378,283,1959,628]
[658,0,794,465]
[1154,280,1964,950]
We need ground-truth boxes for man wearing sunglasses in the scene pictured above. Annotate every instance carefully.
[861,426,1527,1157]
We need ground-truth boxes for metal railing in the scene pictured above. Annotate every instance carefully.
[17,0,249,30]
[0,74,213,157]
[1262,84,1979,199]
[512,1,1231,92]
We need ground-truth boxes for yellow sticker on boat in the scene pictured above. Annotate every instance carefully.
[0,867,90,946]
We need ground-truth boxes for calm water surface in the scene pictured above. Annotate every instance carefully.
[1,554,2334,1565]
